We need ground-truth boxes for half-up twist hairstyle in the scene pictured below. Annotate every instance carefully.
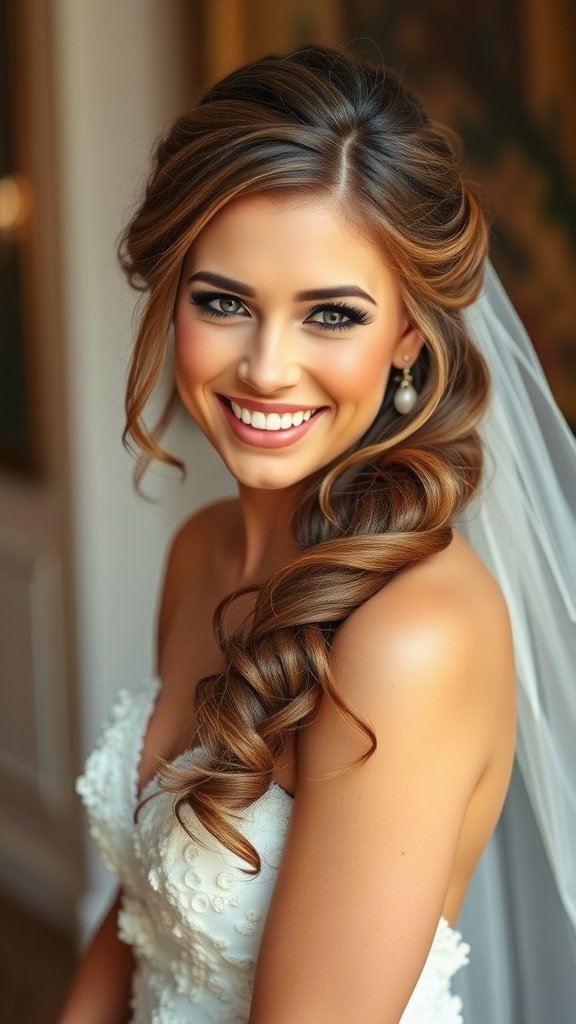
[120,45,490,871]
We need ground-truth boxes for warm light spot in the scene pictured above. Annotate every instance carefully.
[0,174,33,231]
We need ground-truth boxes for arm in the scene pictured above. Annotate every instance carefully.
[56,890,134,1024]
[249,559,513,1023]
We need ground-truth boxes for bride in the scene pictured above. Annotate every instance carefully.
[60,44,574,1023]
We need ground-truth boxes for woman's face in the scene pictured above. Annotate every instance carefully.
[173,193,422,491]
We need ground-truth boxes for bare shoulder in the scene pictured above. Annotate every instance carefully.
[140,498,240,788]
[159,497,238,599]
[300,527,515,781]
[165,497,240,562]
[334,526,511,699]
[156,497,239,668]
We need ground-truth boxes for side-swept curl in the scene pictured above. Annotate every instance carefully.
[121,45,490,871]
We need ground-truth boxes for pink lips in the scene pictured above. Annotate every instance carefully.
[218,395,325,449]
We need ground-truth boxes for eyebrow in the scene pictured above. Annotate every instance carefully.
[187,271,376,306]
[295,285,376,305]
[188,271,256,296]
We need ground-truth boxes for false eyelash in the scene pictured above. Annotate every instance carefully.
[188,292,372,331]
[188,291,248,318]
[306,301,372,331]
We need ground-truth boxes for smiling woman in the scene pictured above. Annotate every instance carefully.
[57,43,576,1024]
[172,193,422,486]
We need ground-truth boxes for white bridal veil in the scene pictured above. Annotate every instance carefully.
[460,263,576,956]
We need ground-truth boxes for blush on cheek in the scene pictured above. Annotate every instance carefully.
[173,335,195,375]
[173,328,214,381]
[341,359,391,398]
[331,338,391,375]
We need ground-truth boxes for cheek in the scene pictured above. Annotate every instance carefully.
[327,339,392,399]
[173,317,221,391]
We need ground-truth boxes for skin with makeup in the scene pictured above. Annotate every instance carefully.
[59,47,516,1024]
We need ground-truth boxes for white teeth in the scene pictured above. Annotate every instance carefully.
[251,411,266,429]
[228,401,316,431]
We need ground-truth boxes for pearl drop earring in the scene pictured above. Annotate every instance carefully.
[393,356,418,414]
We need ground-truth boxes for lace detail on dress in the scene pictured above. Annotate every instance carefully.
[121,764,291,1022]
[75,676,161,878]
[77,680,470,1023]
[402,917,470,1024]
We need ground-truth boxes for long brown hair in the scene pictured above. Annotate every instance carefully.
[119,45,490,871]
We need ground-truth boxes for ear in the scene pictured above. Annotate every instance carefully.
[391,322,425,370]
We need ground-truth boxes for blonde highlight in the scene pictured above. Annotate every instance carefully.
[121,46,491,871]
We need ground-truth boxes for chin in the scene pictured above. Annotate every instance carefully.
[232,468,308,491]
[217,453,315,492]
[219,441,356,492]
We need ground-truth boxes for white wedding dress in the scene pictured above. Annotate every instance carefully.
[77,677,471,1023]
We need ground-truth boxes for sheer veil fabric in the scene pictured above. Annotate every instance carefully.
[459,263,576,957]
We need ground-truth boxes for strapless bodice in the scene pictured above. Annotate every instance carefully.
[77,677,470,1023]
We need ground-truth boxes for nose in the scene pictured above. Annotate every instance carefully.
[237,323,301,393]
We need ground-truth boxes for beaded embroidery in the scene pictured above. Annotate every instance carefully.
[77,680,469,1023]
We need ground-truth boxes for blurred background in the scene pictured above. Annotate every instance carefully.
[0,1,574,1021]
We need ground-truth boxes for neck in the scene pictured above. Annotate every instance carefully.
[234,482,303,583]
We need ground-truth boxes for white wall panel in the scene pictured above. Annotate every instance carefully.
[0,531,76,927]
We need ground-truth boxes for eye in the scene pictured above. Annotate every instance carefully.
[189,291,250,319]
[313,309,349,326]
[305,302,371,332]
[213,296,245,315]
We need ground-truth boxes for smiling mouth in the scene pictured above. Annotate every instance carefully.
[220,396,323,432]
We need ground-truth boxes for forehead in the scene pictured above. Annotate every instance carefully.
[182,192,393,294]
